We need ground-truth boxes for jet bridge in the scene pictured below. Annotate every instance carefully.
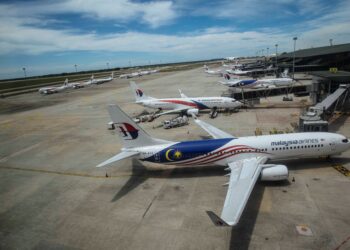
[299,84,349,132]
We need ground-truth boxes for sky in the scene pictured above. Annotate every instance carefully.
[0,0,350,79]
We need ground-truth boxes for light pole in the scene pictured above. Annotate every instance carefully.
[293,37,297,79]
[74,64,77,72]
[267,47,269,57]
[275,44,278,68]
[22,67,26,78]
[106,62,109,69]
[329,39,333,46]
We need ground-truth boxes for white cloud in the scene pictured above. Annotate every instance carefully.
[0,0,350,78]
[0,0,178,28]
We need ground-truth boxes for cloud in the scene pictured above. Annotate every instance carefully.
[0,0,178,28]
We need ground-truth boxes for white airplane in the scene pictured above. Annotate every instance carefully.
[130,81,242,117]
[204,65,224,76]
[97,104,350,226]
[219,72,293,89]
[225,57,236,61]
[91,72,114,84]
[120,72,141,79]
[227,65,276,76]
[38,79,70,94]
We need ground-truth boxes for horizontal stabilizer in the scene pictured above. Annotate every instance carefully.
[206,211,230,226]
[96,151,139,168]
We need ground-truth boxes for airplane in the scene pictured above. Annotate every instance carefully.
[225,56,236,61]
[120,72,141,79]
[130,81,242,117]
[91,72,114,84]
[38,79,70,94]
[226,65,276,76]
[219,71,293,89]
[96,104,350,226]
[204,65,224,76]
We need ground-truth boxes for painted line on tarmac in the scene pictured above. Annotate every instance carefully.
[0,165,133,179]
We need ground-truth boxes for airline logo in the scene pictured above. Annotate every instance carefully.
[136,89,143,97]
[116,123,139,140]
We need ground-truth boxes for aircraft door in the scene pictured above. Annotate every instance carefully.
[154,152,160,162]
[330,139,336,152]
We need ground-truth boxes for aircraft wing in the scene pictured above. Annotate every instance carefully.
[96,151,139,168]
[194,119,235,139]
[207,156,268,226]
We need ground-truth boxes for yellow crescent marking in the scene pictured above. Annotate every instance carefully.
[165,149,174,161]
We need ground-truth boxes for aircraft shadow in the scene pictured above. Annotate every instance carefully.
[111,159,226,202]
[229,182,265,250]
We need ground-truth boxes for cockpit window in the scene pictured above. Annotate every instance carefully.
[342,139,348,143]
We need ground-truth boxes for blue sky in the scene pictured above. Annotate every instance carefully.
[0,0,350,79]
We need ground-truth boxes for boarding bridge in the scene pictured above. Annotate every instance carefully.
[313,85,348,113]
[299,84,349,132]
[222,85,307,102]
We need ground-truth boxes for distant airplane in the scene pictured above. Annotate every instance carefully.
[97,104,350,226]
[38,79,70,94]
[226,65,276,76]
[130,81,241,117]
[225,57,236,61]
[219,76,294,89]
[204,65,223,76]
[91,72,114,84]
[120,69,158,79]
[219,70,293,89]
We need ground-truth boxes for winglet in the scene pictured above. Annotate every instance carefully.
[206,211,230,226]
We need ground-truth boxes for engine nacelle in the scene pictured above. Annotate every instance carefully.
[260,165,288,181]
[186,108,199,116]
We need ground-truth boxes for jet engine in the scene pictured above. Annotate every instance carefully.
[260,165,288,181]
[186,108,199,116]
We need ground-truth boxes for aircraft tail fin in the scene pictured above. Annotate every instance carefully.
[111,72,114,79]
[281,68,289,78]
[129,81,154,102]
[179,89,188,98]
[64,78,68,86]
[107,104,171,148]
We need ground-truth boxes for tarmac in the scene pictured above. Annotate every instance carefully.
[0,67,350,250]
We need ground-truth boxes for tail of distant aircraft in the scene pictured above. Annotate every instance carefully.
[130,81,154,103]
[64,78,68,86]
[111,72,114,79]
[224,73,231,80]
[281,69,289,78]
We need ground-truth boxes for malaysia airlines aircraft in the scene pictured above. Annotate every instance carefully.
[91,72,114,84]
[227,65,276,76]
[204,65,224,76]
[97,104,350,226]
[38,79,70,94]
[130,81,241,117]
[219,73,294,89]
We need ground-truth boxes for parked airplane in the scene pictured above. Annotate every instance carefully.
[38,79,70,94]
[204,65,224,76]
[97,104,350,226]
[219,72,293,89]
[91,72,114,84]
[120,69,159,79]
[130,81,241,117]
[227,65,276,76]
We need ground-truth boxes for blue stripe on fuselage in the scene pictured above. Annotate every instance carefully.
[191,100,210,109]
[240,79,257,87]
[144,138,233,163]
